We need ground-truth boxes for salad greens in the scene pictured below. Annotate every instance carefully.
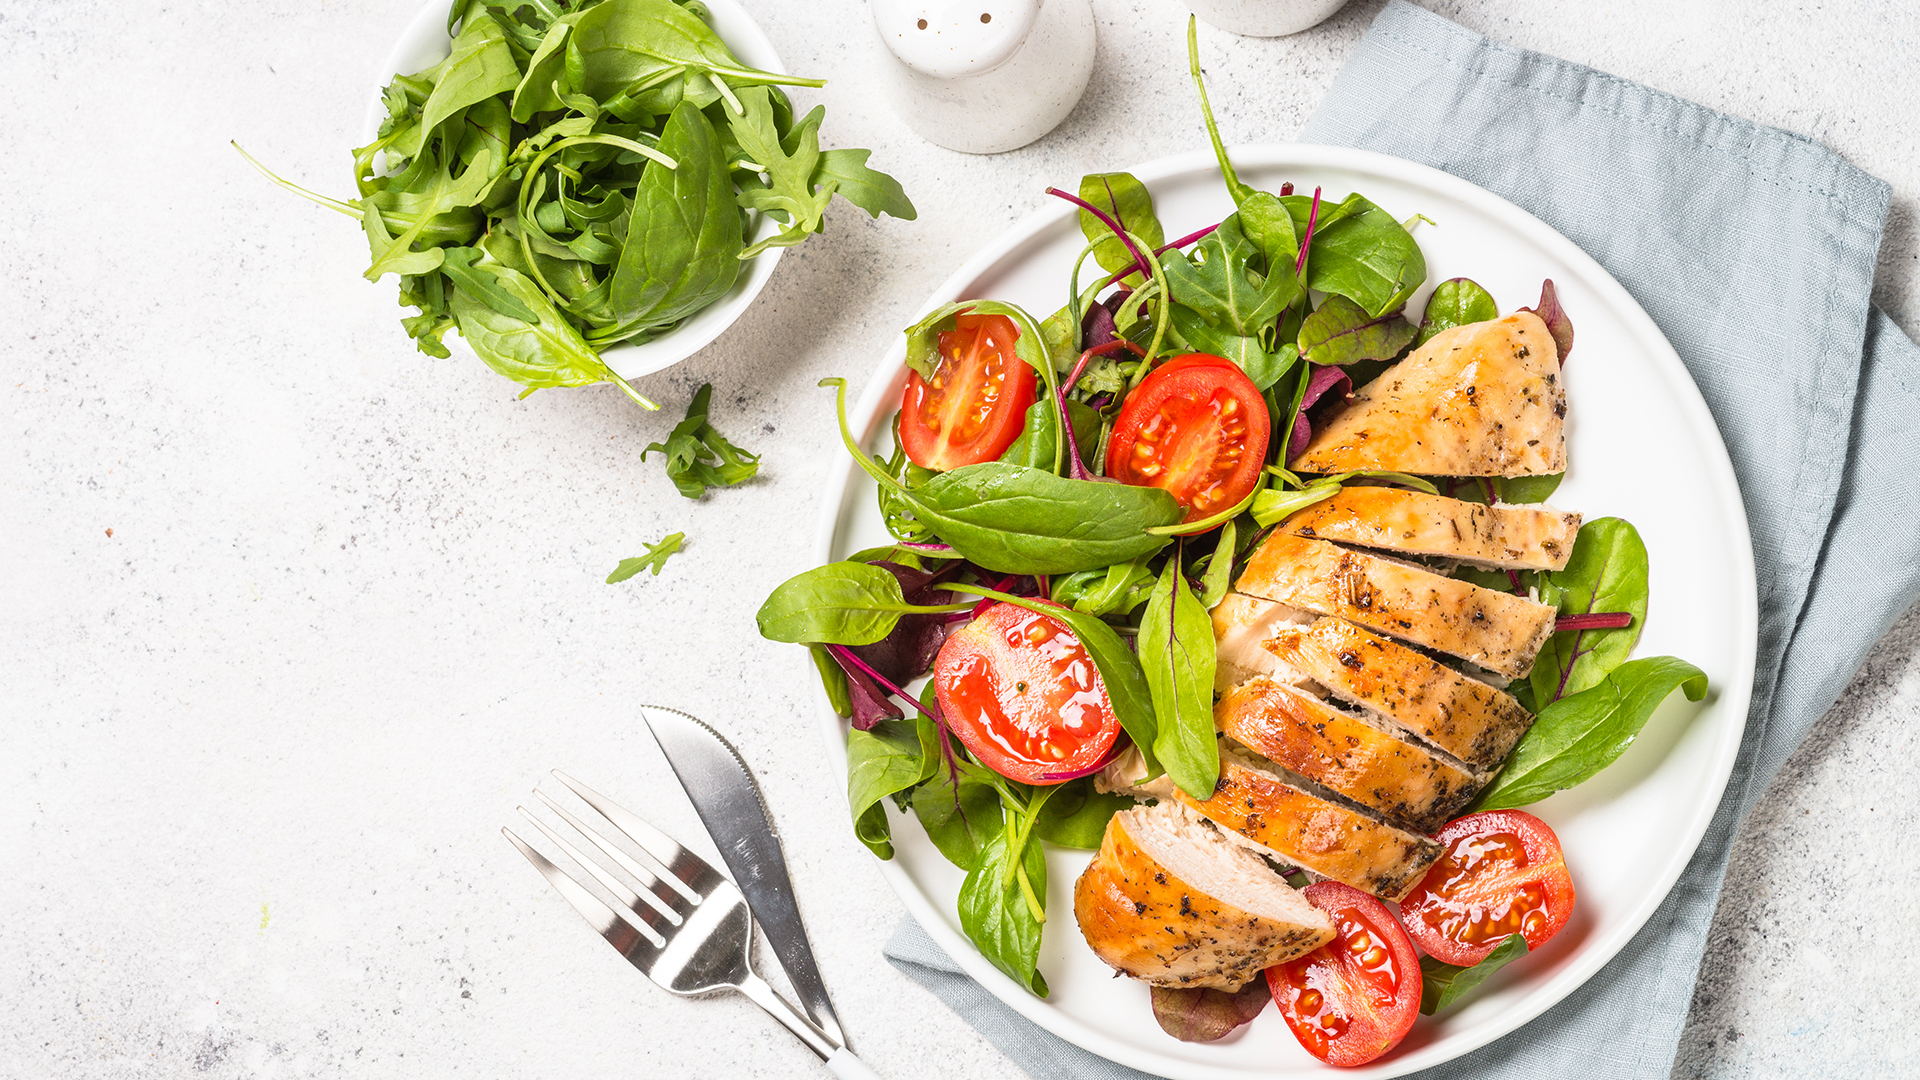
[605,531,683,581]
[644,383,760,498]
[1419,934,1529,1015]
[242,0,912,407]
[756,15,1710,1010]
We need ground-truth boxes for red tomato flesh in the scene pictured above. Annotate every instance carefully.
[933,602,1119,785]
[900,312,1037,471]
[1268,881,1422,1067]
[1398,809,1576,967]
[1105,353,1270,524]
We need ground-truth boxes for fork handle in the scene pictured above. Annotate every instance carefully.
[736,972,847,1059]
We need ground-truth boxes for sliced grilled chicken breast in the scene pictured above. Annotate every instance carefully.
[1216,677,1484,834]
[1279,487,1581,571]
[1073,801,1335,989]
[1236,533,1556,679]
[1293,312,1565,478]
[1263,618,1535,770]
[1211,591,1315,692]
[1172,750,1441,902]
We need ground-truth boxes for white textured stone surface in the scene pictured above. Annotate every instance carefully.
[2,1,1915,1078]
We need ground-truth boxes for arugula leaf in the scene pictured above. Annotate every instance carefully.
[605,531,685,581]
[1297,294,1417,366]
[816,148,917,221]
[1415,277,1499,348]
[728,89,834,256]
[846,717,938,859]
[1160,215,1298,338]
[1076,172,1164,283]
[1420,934,1529,1014]
[1477,656,1708,810]
[446,251,618,392]
[643,383,761,498]
[417,12,521,141]
[1528,518,1650,706]
[438,246,538,321]
[1140,554,1219,800]
[957,827,1049,996]
[756,560,967,645]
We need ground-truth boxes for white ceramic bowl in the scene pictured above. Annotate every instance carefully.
[364,0,790,383]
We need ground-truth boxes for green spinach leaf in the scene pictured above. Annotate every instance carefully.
[1528,518,1649,706]
[912,770,1003,869]
[1140,554,1219,800]
[1415,277,1499,348]
[1477,656,1708,810]
[1302,193,1426,317]
[847,717,938,859]
[957,828,1049,996]
[1420,934,1529,1014]
[1031,778,1131,849]
[810,645,852,717]
[757,560,966,645]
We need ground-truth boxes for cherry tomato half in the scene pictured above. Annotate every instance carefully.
[1106,353,1270,524]
[899,312,1037,471]
[1398,809,1577,967]
[1268,881,1422,1068]
[933,601,1119,785]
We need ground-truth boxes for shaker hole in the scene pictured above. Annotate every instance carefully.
[980,12,991,22]
[917,18,927,28]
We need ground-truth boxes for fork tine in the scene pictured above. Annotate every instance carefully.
[531,790,687,924]
[552,770,717,901]
[502,826,664,966]
[517,806,684,929]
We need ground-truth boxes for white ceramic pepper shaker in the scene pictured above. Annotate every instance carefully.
[870,0,1096,154]
[1182,0,1348,38]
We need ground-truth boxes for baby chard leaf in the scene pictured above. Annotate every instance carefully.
[1076,172,1164,283]
[1415,277,1499,348]
[643,383,761,498]
[1528,518,1650,707]
[1297,294,1418,366]
[1476,656,1708,811]
[606,531,685,582]
[1140,554,1219,801]
[1420,933,1529,1014]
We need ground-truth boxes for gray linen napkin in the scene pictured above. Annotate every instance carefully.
[885,3,1920,1076]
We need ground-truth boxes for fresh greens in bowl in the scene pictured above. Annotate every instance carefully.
[241,0,913,408]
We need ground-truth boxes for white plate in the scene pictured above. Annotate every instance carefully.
[810,145,1758,1078]
[366,0,788,382]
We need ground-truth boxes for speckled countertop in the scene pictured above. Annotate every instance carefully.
[3,1,1916,1077]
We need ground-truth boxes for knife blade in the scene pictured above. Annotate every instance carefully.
[640,704,847,1048]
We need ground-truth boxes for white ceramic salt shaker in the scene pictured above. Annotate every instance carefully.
[870,0,1096,154]
[1182,0,1348,38]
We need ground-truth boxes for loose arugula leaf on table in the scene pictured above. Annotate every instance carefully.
[1415,277,1500,347]
[1297,294,1418,366]
[1420,934,1530,1014]
[605,531,685,582]
[643,383,760,498]
[1476,656,1709,811]
[846,716,938,860]
[1140,553,1220,800]
[756,561,967,645]
[958,826,1050,996]
[1528,518,1650,707]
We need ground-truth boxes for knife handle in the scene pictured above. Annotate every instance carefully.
[826,1047,884,1080]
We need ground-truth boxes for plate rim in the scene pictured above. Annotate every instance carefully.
[809,142,1759,1078]
[365,0,789,383]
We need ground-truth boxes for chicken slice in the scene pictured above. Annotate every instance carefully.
[1236,533,1556,679]
[1211,591,1316,693]
[1073,801,1335,990]
[1294,312,1565,477]
[1263,618,1535,771]
[1278,486,1581,571]
[1172,750,1441,902]
[1216,677,1484,834]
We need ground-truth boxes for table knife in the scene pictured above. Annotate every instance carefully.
[640,704,848,1049]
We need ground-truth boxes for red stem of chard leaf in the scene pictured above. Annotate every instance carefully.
[1155,224,1219,256]
[1555,612,1633,631]
[1294,187,1323,277]
[1047,187,1155,284]
[826,644,939,723]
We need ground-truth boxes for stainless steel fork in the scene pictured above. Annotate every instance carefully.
[504,771,882,1079]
